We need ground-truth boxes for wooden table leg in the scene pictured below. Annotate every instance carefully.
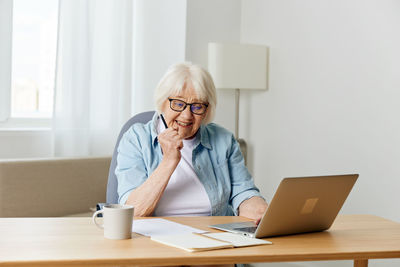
[354,259,368,267]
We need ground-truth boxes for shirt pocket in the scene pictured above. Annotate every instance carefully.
[213,159,231,199]
[215,158,228,174]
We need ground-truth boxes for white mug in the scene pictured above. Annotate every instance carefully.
[92,204,134,240]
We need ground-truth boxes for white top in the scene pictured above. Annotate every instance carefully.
[153,118,211,216]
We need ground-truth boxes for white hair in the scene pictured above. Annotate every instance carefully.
[154,62,217,124]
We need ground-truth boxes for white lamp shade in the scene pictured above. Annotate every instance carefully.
[208,43,268,90]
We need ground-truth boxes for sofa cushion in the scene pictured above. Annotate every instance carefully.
[0,157,110,217]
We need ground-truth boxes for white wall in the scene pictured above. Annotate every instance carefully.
[240,1,400,266]
[131,0,187,115]
[185,0,241,132]
[132,0,243,129]
[185,0,241,68]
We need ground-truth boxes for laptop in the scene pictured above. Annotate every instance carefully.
[210,174,358,238]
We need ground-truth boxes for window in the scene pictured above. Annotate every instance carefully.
[0,0,58,123]
[11,0,58,118]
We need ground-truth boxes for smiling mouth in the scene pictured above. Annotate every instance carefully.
[176,120,193,127]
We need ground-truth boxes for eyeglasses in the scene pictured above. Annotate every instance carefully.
[168,98,208,115]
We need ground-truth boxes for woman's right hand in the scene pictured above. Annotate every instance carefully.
[158,127,183,165]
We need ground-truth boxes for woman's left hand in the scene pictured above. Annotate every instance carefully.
[238,196,268,225]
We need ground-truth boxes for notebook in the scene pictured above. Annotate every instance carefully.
[210,174,358,238]
[151,232,271,252]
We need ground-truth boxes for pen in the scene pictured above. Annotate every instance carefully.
[160,114,168,129]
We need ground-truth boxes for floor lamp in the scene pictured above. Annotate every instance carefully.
[208,42,268,165]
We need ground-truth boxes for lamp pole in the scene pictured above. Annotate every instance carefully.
[235,88,247,166]
[235,89,240,139]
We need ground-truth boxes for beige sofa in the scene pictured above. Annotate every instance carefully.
[0,157,111,217]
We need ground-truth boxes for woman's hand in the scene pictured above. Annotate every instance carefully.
[158,127,183,165]
[238,196,268,225]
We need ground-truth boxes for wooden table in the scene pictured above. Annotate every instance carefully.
[0,215,399,266]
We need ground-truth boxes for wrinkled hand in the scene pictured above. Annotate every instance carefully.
[158,126,183,164]
[238,196,268,225]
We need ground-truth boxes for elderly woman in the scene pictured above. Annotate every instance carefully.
[116,62,268,223]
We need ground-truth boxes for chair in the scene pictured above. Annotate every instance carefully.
[105,111,155,204]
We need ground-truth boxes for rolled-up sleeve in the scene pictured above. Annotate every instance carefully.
[228,135,262,213]
[115,127,149,204]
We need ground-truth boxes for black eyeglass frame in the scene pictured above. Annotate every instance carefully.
[168,98,209,115]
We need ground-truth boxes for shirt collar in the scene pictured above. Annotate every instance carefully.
[198,124,212,150]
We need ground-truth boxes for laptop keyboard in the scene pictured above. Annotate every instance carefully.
[234,226,257,233]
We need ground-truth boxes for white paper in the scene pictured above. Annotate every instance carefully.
[203,232,272,247]
[132,218,208,237]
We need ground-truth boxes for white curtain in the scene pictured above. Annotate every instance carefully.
[0,0,12,122]
[53,0,133,157]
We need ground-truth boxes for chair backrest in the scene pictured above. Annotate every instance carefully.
[107,111,155,203]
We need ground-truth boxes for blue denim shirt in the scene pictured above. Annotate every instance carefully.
[115,113,262,216]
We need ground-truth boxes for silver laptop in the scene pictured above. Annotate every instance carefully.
[210,174,358,238]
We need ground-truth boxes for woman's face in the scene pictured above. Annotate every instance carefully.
[161,83,208,139]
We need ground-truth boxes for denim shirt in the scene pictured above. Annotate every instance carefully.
[115,113,262,216]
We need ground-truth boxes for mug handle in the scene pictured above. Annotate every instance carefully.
[92,210,104,229]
